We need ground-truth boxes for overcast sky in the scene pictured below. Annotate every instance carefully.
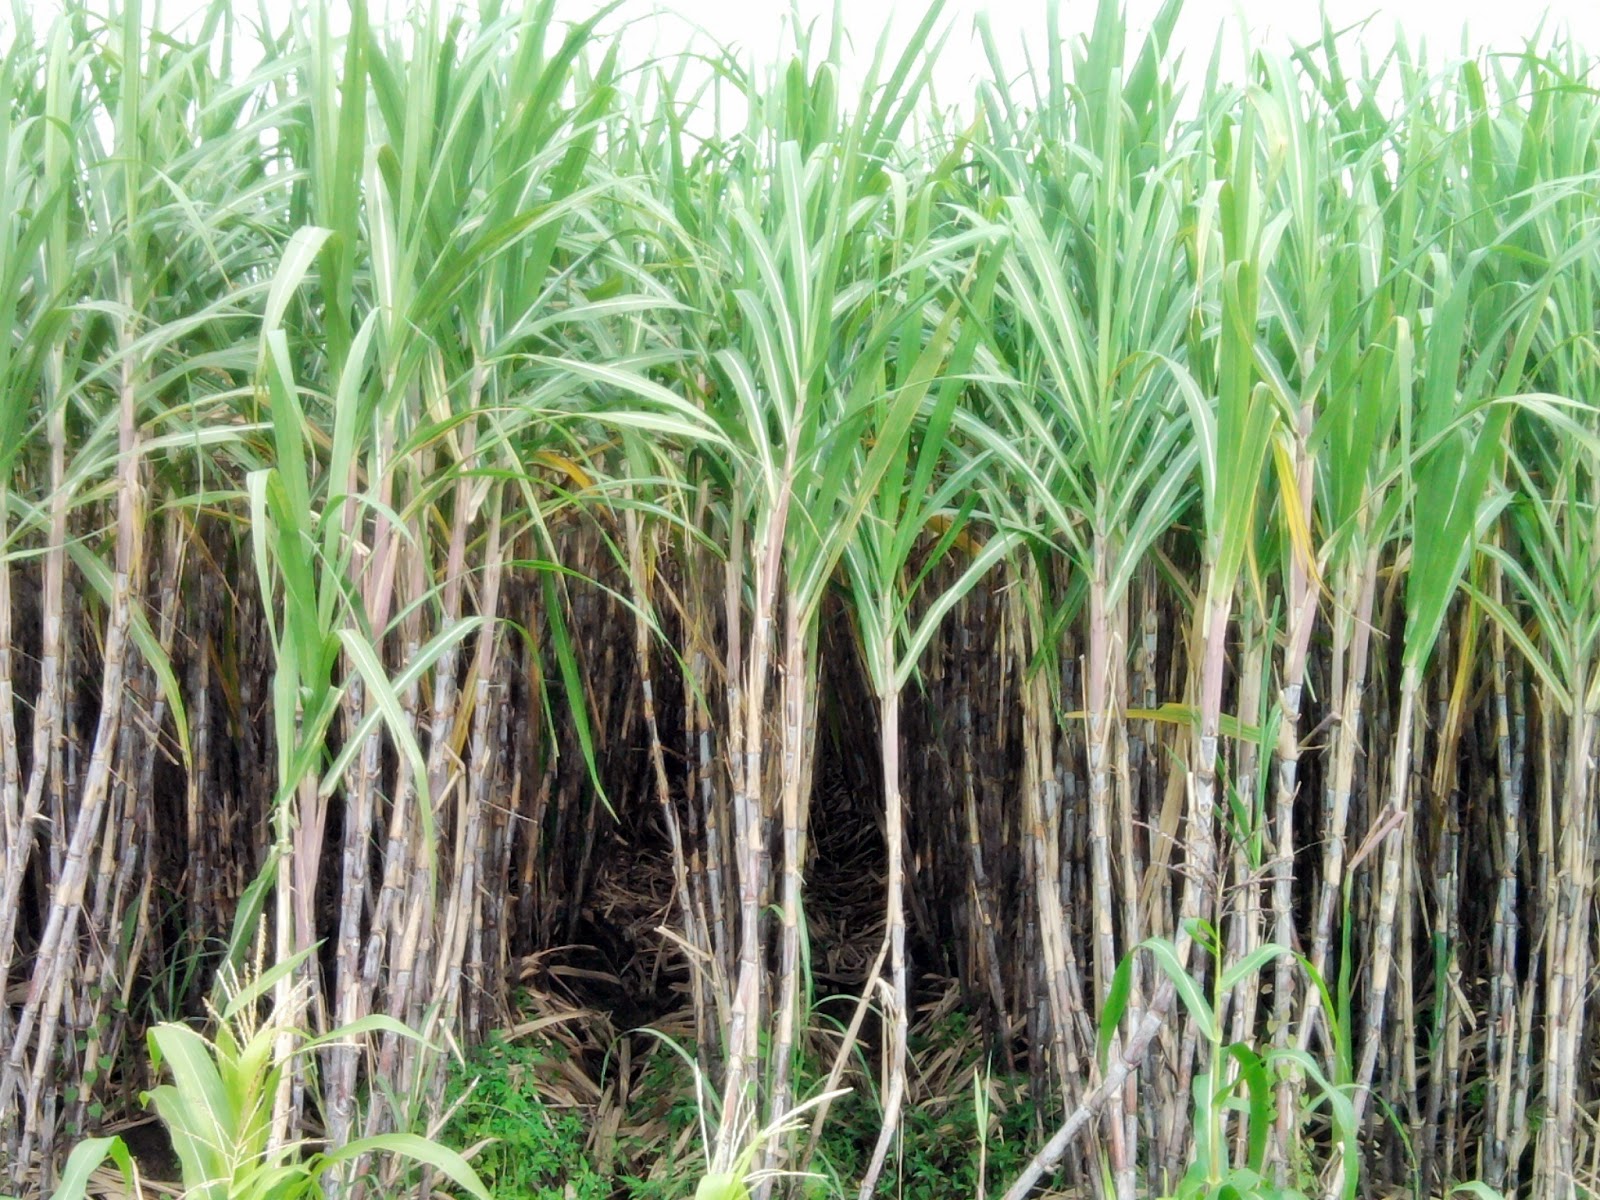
[615,0,1600,63]
[10,0,1596,113]
[608,0,1600,96]
[554,0,1592,142]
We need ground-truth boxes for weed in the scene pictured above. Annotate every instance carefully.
[440,1033,606,1200]
[46,956,487,1200]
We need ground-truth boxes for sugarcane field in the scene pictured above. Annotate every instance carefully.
[1,0,1598,1196]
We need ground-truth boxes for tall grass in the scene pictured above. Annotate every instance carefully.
[1,1,1597,1197]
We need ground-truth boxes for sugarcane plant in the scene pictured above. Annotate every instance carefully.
[2,0,1599,1198]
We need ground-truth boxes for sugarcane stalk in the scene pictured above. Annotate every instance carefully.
[857,628,906,1200]
[1300,549,1379,1044]
[1484,569,1523,1188]
[1017,583,1093,1106]
[1270,481,1318,1173]
[1003,966,1184,1200]
[1158,576,1232,1177]
[437,500,505,1032]
[719,475,787,1153]
[768,600,814,1171]
[0,491,18,1059]
[1221,613,1268,1168]
[326,405,406,1164]
[1422,614,1471,1187]
[1537,700,1592,1197]
[1318,659,1418,1200]
[1084,544,1134,1197]
[0,359,68,1129]
[959,611,1010,1053]
[4,327,143,1181]
[359,545,427,1140]
[627,505,703,1069]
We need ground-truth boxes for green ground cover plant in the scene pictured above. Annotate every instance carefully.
[440,1033,606,1200]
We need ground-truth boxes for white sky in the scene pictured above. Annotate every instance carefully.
[15,0,1600,57]
[613,0,1600,63]
[10,0,1597,121]
[605,0,1600,101]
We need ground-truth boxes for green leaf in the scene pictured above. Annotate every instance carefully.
[1223,1042,1274,1171]
[1098,949,1136,1073]
[220,944,319,1021]
[1139,937,1218,1044]
[323,1132,490,1200]
[544,572,609,816]
[694,1172,752,1200]
[49,1137,135,1200]
[262,226,332,341]
[1219,943,1291,994]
